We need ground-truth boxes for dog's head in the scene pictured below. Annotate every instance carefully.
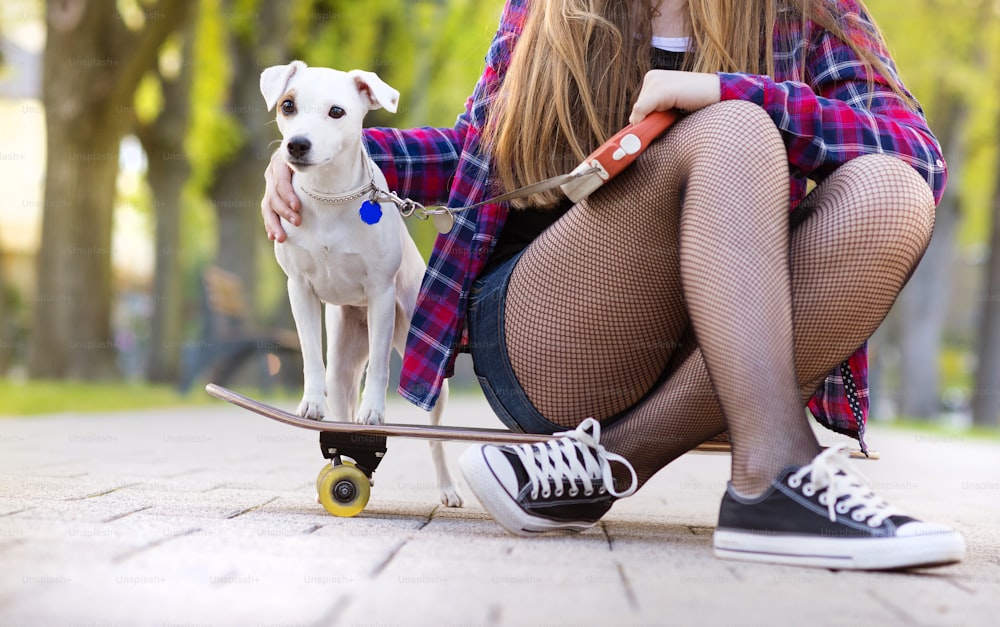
[260,61,399,171]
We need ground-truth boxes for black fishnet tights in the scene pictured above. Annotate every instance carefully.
[503,101,935,496]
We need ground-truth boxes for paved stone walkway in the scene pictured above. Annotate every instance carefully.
[1,393,998,626]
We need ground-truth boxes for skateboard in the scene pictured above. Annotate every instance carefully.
[205,384,873,517]
[206,384,561,516]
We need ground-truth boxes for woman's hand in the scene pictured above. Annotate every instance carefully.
[262,150,301,243]
[630,70,722,125]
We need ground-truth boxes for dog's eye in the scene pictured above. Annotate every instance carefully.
[280,99,296,115]
[329,106,346,119]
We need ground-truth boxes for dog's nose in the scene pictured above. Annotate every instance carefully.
[286,136,311,160]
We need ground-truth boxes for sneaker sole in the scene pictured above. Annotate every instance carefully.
[712,528,966,570]
[459,446,597,537]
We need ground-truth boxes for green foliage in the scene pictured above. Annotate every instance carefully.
[423,2,504,124]
[134,73,163,126]
[868,0,1000,250]
[880,416,1000,441]
[185,0,246,193]
[229,0,261,42]
[940,343,974,390]
[0,379,310,416]
[285,0,497,129]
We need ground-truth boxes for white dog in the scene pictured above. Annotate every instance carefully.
[260,61,461,507]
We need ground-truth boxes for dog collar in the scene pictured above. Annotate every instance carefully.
[300,181,377,204]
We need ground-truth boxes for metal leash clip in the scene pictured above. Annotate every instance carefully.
[374,190,456,234]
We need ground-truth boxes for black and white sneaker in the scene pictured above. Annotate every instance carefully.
[713,446,965,570]
[459,418,638,536]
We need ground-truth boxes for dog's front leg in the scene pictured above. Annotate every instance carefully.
[356,286,396,425]
[325,305,368,423]
[287,279,326,420]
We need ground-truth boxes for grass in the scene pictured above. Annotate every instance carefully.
[0,377,482,417]
[875,416,1000,442]
[0,379,229,416]
[0,375,322,417]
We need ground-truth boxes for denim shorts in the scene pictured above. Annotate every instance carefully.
[467,252,565,435]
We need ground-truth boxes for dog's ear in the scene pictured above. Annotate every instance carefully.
[260,61,307,111]
[348,70,400,114]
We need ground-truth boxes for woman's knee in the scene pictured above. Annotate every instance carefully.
[682,101,783,160]
[820,154,936,249]
[604,101,789,231]
[641,101,783,165]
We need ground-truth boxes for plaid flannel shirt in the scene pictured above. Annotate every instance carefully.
[362,0,946,445]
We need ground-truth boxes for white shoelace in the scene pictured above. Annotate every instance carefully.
[787,445,903,526]
[510,418,639,500]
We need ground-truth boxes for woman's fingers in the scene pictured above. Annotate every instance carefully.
[262,151,301,242]
[630,70,722,125]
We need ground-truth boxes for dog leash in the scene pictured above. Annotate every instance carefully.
[369,110,679,234]
[371,166,602,235]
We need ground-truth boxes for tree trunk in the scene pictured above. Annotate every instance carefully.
[894,88,969,419]
[139,25,195,383]
[32,120,120,378]
[971,110,1000,428]
[142,154,190,382]
[32,3,118,378]
[29,0,189,379]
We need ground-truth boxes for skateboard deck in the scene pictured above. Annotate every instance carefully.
[206,383,735,451]
[205,383,860,456]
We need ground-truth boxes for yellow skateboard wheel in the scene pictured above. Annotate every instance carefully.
[317,463,370,517]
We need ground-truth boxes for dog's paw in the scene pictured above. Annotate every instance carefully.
[439,484,464,508]
[297,397,326,421]
[355,400,385,425]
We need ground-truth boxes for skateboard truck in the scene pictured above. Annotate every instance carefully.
[318,430,387,477]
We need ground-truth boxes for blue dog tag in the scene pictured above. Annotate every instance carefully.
[359,200,382,225]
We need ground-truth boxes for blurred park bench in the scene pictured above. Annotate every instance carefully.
[179,265,301,393]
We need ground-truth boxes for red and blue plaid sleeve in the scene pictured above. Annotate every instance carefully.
[719,0,946,204]
[362,123,465,207]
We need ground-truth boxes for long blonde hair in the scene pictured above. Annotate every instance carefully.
[486,0,907,208]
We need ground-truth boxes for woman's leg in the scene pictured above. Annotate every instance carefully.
[601,153,936,486]
[461,111,960,566]
[502,118,692,427]
[505,100,814,496]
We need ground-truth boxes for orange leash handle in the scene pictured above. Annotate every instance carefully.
[560,109,679,203]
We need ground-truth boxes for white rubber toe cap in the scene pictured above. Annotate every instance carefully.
[896,521,962,538]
